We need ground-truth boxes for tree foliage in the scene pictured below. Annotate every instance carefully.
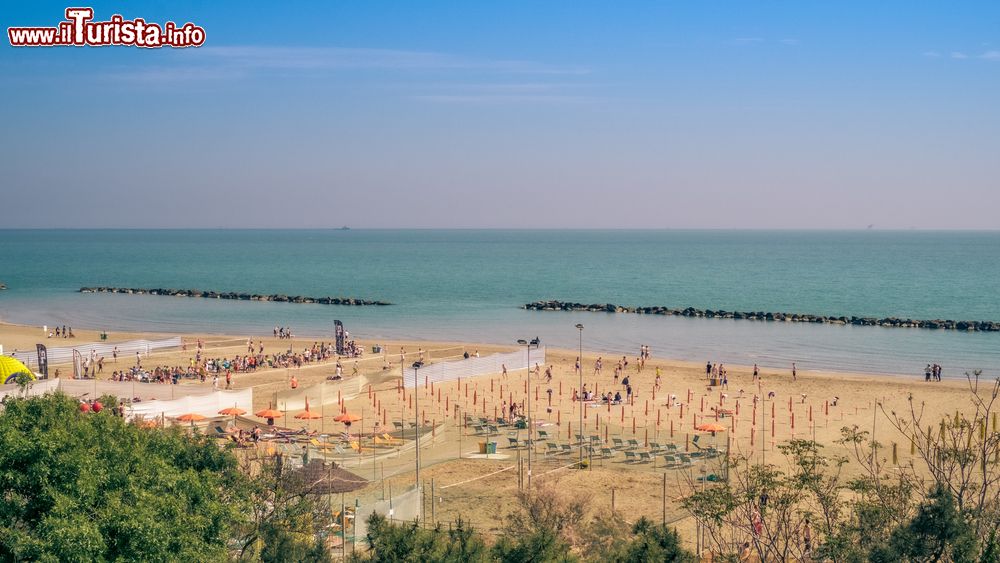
[0,392,241,562]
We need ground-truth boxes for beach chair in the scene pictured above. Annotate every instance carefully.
[575,433,586,445]
[678,453,695,466]
[611,437,625,450]
[536,429,550,441]
[334,444,346,455]
[487,425,499,435]
[473,424,487,435]
[663,454,689,468]
[589,435,602,445]
[701,446,722,458]
[626,439,640,450]
[665,443,679,452]
[600,447,615,459]
[393,421,404,431]
[560,444,573,455]
[479,417,490,425]
[545,442,560,456]
[214,425,228,436]
[496,417,509,426]
[623,451,638,463]
[691,435,702,449]
[637,451,653,463]
[508,437,521,449]
[309,438,331,451]
[649,441,663,451]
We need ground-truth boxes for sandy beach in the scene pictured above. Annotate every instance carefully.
[2,319,987,551]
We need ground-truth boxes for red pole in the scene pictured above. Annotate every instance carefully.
[645,400,649,416]
[809,405,813,422]
[670,419,674,437]
[700,397,705,412]
[657,410,661,426]
[771,402,775,419]
[791,412,795,429]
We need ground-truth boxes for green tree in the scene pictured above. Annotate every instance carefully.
[0,392,243,562]
[871,484,977,563]
[604,517,694,563]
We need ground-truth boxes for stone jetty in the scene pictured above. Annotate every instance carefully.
[79,287,391,306]
[523,300,1000,333]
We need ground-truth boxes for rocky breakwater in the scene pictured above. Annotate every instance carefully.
[0,281,6,290]
[523,300,1000,333]
[79,287,391,306]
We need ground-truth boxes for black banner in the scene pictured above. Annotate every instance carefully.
[36,343,48,378]
[334,320,345,355]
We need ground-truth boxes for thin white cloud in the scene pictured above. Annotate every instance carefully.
[732,37,764,45]
[981,50,1000,60]
[779,38,800,45]
[179,46,591,75]
[951,51,968,59]
[923,51,942,58]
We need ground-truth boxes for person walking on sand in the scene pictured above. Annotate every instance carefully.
[792,362,797,381]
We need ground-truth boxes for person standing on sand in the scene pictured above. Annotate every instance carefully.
[752,363,759,381]
[502,364,508,378]
[792,362,797,381]
[595,357,603,376]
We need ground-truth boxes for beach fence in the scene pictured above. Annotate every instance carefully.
[354,485,422,540]
[0,377,250,420]
[14,336,182,371]
[403,347,545,389]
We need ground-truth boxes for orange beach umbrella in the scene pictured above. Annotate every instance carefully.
[295,398,323,420]
[694,422,726,433]
[334,412,361,423]
[255,403,283,419]
[176,413,207,422]
[219,406,246,416]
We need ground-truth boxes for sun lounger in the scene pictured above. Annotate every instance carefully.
[611,437,625,450]
[623,450,638,463]
[600,447,615,459]
[536,429,550,440]
[575,433,586,444]
[662,454,685,468]
[637,451,653,463]
[546,442,560,456]
[560,444,573,454]
[508,437,521,448]
[626,439,640,450]
[393,421,404,431]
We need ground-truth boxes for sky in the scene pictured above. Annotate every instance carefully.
[1,1,998,229]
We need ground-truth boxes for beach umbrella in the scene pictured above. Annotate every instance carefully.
[0,356,36,385]
[694,422,726,433]
[219,406,246,416]
[176,413,207,422]
[334,412,362,424]
[295,398,323,420]
[255,403,284,419]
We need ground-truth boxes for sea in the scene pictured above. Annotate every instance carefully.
[1,229,998,378]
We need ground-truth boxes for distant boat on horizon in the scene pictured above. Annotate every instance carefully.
[340,226,350,230]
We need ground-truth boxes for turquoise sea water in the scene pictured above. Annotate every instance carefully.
[1,229,998,377]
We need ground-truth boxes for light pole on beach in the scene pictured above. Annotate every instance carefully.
[517,339,532,490]
[412,361,422,491]
[575,324,584,466]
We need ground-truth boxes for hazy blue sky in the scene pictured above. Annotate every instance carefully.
[2,1,998,228]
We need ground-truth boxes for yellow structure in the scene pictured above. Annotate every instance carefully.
[0,356,36,385]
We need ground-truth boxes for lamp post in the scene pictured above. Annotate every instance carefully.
[412,361,422,490]
[575,324,584,466]
[516,339,531,490]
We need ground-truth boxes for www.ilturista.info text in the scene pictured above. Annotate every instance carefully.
[8,8,205,48]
